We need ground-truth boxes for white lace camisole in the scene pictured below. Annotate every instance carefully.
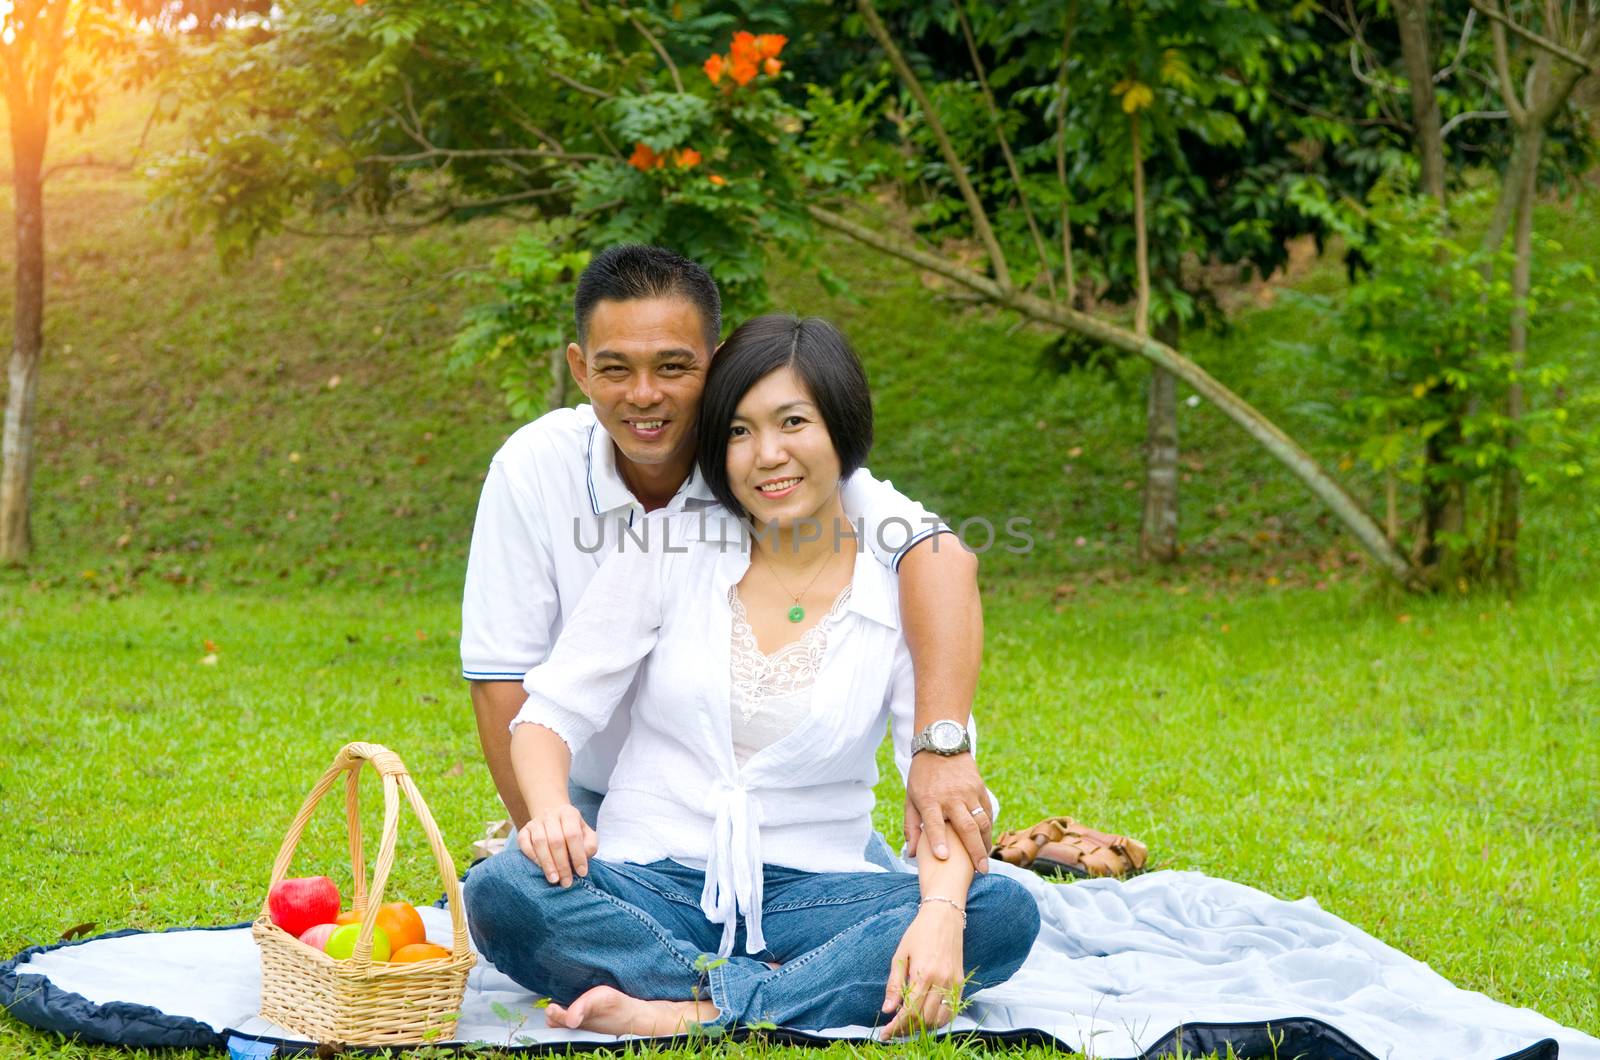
[728,583,853,766]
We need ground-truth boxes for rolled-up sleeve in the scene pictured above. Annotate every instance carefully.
[841,468,953,572]
[511,529,665,757]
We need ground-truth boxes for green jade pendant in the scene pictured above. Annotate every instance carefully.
[787,605,805,623]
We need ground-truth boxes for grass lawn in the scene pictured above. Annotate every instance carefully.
[2,89,1598,1058]
[3,575,1597,1059]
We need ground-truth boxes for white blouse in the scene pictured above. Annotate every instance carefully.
[512,510,931,957]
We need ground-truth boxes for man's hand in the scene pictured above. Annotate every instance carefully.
[905,752,992,871]
[517,802,598,887]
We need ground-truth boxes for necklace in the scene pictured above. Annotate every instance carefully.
[760,546,837,623]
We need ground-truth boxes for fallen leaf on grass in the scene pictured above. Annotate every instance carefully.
[61,922,98,940]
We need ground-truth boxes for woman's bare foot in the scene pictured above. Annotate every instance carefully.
[544,984,718,1037]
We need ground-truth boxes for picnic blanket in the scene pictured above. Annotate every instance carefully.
[4,863,1595,1058]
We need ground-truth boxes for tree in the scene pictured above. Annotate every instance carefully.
[0,0,258,563]
[1469,0,1600,588]
[152,0,1424,586]
[1328,0,1597,587]
[1,1,80,562]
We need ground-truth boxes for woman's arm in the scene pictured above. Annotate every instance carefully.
[880,637,979,1038]
[507,514,674,886]
[510,721,596,888]
[880,831,975,1040]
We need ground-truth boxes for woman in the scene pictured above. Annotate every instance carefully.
[464,315,1038,1039]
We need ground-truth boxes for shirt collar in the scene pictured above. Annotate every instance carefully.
[843,547,900,630]
[705,519,900,632]
[586,421,717,516]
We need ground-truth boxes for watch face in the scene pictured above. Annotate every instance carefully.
[931,720,965,752]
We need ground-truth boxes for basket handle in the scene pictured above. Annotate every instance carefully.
[259,741,471,965]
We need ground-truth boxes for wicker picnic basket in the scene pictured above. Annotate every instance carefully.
[252,741,475,1045]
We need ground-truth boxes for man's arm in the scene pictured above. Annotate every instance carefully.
[897,536,992,870]
[461,452,563,832]
[471,680,534,830]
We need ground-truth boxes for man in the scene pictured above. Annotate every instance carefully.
[462,244,993,870]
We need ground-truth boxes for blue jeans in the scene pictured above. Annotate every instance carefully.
[464,847,1039,1032]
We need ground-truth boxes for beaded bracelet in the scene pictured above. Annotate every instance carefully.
[920,896,968,926]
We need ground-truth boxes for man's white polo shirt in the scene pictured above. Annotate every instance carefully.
[461,403,947,794]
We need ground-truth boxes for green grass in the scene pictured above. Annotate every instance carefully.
[2,88,1598,1058]
[3,576,1597,1058]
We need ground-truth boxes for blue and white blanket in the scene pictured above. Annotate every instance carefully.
[4,865,1595,1058]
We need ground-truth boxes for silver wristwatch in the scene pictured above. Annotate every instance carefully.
[911,719,971,756]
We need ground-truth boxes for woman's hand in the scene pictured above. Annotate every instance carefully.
[516,803,598,887]
[880,902,966,1040]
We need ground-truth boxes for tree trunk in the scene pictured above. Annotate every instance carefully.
[1418,425,1465,576]
[1494,126,1542,590]
[1,108,48,564]
[1140,315,1180,563]
[1480,119,1542,257]
[1128,109,1178,563]
[1393,0,1456,579]
[544,344,569,412]
[1394,0,1447,205]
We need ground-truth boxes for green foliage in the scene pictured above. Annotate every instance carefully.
[861,0,1369,327]
[152,0,839,404]
[450,228,590,421]
[1317,186,1598,577]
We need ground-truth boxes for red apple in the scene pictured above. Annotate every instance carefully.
[268,876,341,939]
[298,923,338,951]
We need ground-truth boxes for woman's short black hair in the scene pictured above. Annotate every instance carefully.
[697,314,874,517]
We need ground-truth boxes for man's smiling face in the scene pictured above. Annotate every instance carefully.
[567,296,713,479]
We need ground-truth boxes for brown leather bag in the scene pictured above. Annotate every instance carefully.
[991,815,1148,879]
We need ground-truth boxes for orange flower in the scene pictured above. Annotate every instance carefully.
[708,174,727,186]
[628,142,662,171]
[703,53,725,84]
[675,148,702,168]
[763,57,782,77]
[755,34,787,59]
[730,31,760,64]
[730,56,759,86]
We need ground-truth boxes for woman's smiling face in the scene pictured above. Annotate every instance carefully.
[726,366,843,528]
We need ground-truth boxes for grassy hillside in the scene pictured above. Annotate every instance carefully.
[6,92,1595,602]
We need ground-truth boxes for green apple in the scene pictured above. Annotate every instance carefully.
[323,922,391,962]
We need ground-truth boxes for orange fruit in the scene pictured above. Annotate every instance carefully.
[389,943,451,963]
[373,902,426,952]
[334,909,363,925]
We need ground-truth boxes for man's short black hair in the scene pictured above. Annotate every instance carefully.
[573,244,721,352]
[697,314,874,518]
